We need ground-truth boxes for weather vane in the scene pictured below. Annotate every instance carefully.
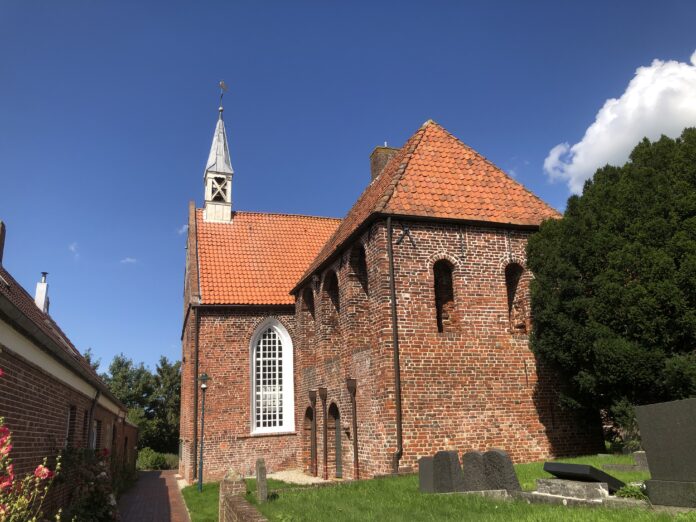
[219,80,228,110]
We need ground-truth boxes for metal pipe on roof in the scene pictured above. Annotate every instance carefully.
[387,216,403,474]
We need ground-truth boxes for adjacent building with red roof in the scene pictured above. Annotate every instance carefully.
[179,109,601,484]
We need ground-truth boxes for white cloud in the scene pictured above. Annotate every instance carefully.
[120,257,137,264]
[177,224,188,235]
[545,50,696,194]
[68,242,79,260]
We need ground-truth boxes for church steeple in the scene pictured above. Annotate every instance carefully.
[203,83,234,223]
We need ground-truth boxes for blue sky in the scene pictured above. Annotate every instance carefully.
[1,1,695,372]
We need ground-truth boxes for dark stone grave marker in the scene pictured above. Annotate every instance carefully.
[418,457,434,493]
[483,449,521,492]
[461,451,488,491]
[256,458,268,503]
[543,462,625,494]
[419,451,465,493]
[636,397,696,507]
[433,450,465,492]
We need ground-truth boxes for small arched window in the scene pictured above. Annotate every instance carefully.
[433,260,455,333]
[350,245,369,296]
[323,270,340,314]
[301,287,315,321]
[251,319,295,433]
[505,263,527,333]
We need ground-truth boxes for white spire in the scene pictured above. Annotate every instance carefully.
[205,108,234,176]
[203,85,234,223]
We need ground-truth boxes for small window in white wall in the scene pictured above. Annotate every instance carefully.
[251,319,295,434]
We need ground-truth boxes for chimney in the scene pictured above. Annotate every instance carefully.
[0,221,5,265]
[35,272,50,314]
[370,145,399,181]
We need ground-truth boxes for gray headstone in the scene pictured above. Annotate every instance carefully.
[636,398,696,507]
[431,451,465,492]
[255,458,268,503]
[633,451,648,471]
[461,451,488,491]
[635,398,696,482]
[418,457,434,493]
[483,449,521,492]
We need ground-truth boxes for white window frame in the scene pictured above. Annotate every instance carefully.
[250,318,295,435]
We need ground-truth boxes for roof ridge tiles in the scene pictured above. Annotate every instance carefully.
[196,208,341,222]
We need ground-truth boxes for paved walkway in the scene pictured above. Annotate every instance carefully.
[118,470,191,522]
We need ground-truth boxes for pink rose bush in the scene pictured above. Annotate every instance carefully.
[0,367,61,521]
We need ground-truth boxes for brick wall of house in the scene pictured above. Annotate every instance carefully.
[179,307,300,482]
[293,218,603,478]
[0,346,137,514]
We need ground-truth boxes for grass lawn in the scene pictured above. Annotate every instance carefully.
[182,454,694,522]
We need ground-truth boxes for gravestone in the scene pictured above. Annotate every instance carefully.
[255,458,268,503]
[483,449,521,492]
[633,451,648,472]
[433,451,465,492]
[418,457,434,493]
[543,462,624,494]
[636,397,696,507]
[461,451,488,491]
[418,451,464,493]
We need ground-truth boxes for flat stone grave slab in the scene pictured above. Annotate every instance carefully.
[536,478,609,500]
[543,462,625,494]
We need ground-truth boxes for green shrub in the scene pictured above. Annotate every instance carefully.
[163,453,179,470]
[136,447,168,470]
[615,484,648,500]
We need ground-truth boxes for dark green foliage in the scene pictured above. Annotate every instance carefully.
[528,128,696,434]
[136,447,168,470]
[103,354,181,454]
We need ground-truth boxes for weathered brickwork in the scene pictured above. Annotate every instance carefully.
[180,215,602,484]
[293,219,602,478]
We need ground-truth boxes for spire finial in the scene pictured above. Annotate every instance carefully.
[218,80,228,118]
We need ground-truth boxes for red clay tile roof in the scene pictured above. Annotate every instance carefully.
[196,210,340,305]
[0,265,120,402]
[296,120,560,287]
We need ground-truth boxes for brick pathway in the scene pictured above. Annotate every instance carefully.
[118,470,191,522]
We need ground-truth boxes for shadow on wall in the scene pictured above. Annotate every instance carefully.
[532,354,605,458]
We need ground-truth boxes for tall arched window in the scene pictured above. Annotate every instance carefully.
[250,318,295,433]
[505,263,527,333]
[433,260,455,333]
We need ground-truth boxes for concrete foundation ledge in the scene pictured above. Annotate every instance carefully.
[646,480,696,508]
[439,490,510,499]
[536,479,609,500]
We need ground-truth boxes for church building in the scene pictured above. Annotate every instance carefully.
[179,104,602,483]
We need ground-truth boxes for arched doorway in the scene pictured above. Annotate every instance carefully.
[328,403,342,478]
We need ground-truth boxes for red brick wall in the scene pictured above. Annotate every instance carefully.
[181,216,602,483]
[179,308,300,482]
[0,346,136,514]
[294,219,602,478]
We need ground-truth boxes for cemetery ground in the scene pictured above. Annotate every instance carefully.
[181,454,696,521]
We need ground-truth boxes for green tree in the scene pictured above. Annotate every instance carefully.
[528,128,696,434]
[82,347,101,373]
[102,354,180,453]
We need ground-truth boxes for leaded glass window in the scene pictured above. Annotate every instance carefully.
[254,327,284,429]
